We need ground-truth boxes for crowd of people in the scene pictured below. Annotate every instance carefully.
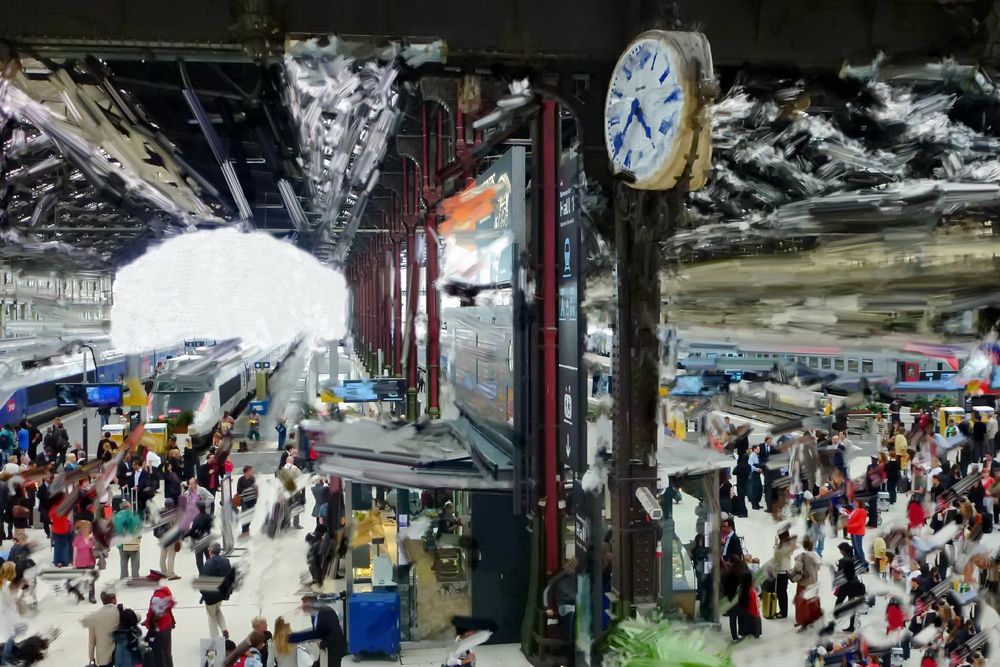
[0,410,354,667]
[702,406,1000,666]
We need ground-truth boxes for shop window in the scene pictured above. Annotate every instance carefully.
[862,359,874,374]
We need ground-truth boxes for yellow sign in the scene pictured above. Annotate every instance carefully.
[320,387,343,404]
[140,422,169,455]
[122,377,147,408]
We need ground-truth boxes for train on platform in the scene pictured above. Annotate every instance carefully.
[585,327,971,389]
[0,337,187,425]
[148,340,293,441]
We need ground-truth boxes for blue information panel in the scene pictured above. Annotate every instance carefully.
[55,383,123,408]
[334,378,407,402]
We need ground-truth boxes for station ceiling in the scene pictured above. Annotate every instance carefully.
[2,0,998,273]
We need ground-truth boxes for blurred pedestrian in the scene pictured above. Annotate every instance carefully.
[145,579,175,667]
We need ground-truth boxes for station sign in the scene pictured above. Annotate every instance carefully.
[55,383,123,408]
[333,378,407,402]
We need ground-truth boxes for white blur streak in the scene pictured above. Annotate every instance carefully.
[239,475,309,612]
[109,228,347,352]
[264,343,313,422]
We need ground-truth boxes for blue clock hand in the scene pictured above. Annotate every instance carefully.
[622,103,636,137]
[635,106,652,140]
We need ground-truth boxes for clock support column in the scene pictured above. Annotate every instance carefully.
[611,183,678,611]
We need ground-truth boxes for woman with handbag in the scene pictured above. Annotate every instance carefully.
[114,500,143,579]
[10,485,31,541]
[790,536,822,628]
[72,519,98,604]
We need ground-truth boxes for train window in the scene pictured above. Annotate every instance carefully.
[862,359,874,374]
[834,359,844,371]
[821,357,831,369]
[808,357,818,368]
[937,362,944,371]
[847,359,859,373]
[219,375,242,405]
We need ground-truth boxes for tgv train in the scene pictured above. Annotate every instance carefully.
[148,341,293,441]
[0,337,186,424]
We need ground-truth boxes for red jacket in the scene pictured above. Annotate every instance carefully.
[746,587,760,619]
[886,603,905,632]
[907,502,927,531]
[846,508,868,536]
[49,506,71,535]
[145,586,176,633]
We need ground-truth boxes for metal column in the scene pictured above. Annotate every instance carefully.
[539,100,560,577]
[425,211,440,418]
[611,184,673,611]
[393,217,404,378]
[384,233,393,376]
[404,215,420,421]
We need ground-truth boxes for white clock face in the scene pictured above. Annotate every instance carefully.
[605,37,686,184]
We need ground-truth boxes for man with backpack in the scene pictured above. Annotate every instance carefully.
[200,543,235,639]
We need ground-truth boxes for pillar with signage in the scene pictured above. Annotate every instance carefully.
[557,149,602,665]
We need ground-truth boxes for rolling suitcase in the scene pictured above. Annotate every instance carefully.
[762,591,778,620]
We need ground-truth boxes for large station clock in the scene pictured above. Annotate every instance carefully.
[604,31,713,191]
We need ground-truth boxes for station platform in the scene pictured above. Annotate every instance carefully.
[30,467,529,667]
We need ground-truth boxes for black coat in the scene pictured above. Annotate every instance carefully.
[722,532,743,564]
[290,607,348,662]
[721,561,751,616]
[836,556,865,598]
[36,483,51,516]
[160,461,183,501]
[188,511,213,543]
[200,555,235,605]
[125,470,156,505]
[236,476,257,509]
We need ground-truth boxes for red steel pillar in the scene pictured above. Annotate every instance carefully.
[540,99,560,576]
[421,102,443,418]
[405,217,420,419]
[425,210,440,418]
[383,230,393,376]
[366,255,375,370]
[392,200,404,378]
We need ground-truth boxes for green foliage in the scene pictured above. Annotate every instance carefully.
[863,402,887,417]
[166,410,194,435]
[602,615,735,667]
